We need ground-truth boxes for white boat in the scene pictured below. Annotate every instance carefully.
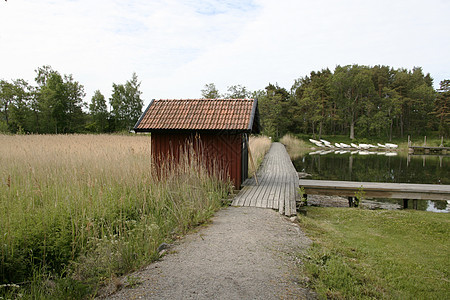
[359,144,370,150]
[385,143,398,149]
[340,143,351,148]
[351,143,359,149]
[377,143,386,148]
[334,142,342,148]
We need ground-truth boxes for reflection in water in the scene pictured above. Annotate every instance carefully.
[293,150,449,212]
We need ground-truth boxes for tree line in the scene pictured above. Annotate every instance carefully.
[0,66,143,134]
[203,65,449,140]
[1,64,448,139]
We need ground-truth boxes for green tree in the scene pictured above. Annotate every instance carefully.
[64,74,86,132]
[0,79,14,131]
[89,90,109,132]
[332,65,375,140]
[201,83,220,99]
[110,72,143,131]
[434,80,450,137]
[296,69,332,138]
[9,79,33,133]
[223,84,250,99]
[257,83,290,139]
[34,65,86,133]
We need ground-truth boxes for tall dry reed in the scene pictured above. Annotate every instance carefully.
[0,134,231,298]
[248,135,271,176]
[280,134,309,159]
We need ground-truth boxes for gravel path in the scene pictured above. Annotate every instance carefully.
[103,206,315,300]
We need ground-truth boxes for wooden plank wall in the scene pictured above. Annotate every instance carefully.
[151,132,244,188]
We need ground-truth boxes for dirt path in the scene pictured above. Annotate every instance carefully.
[104,206,315,299]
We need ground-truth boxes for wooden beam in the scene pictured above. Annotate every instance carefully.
[299,180,450,201]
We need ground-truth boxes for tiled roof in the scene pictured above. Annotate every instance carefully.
[134,99,260,133]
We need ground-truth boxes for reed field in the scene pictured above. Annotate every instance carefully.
[0,134,233,298]
[280,134,309,160]
[248,135,272,176]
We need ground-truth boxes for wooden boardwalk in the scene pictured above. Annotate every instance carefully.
[232,142,299,216]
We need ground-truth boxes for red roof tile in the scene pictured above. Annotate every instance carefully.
[134,99,260,133]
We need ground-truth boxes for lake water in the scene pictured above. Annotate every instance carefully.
[291,150,449,212]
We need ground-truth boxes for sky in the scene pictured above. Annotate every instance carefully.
[1,0,449,108]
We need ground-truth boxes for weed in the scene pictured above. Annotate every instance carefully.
[353,185,366,207]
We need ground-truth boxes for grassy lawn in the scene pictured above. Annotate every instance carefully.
[298,207,450,299]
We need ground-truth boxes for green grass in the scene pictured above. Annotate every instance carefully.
[298,207,450,299]
[0,135,232,299]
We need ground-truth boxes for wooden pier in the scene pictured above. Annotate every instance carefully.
[299,179,450,208]
[232,142,299,216]
[409,146,449,155]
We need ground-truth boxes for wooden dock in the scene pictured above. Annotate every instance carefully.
[232,142,299,216]
[409,146,449,155]
[300,179,450,206]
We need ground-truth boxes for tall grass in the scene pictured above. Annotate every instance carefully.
[0,134,231,298]
[280,134,309,159]
[248,135,271,176]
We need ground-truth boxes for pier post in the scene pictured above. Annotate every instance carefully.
[403,199,408,209]
[348,197,354,207]
[413,199,418,210]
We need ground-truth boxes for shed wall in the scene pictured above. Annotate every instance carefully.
[151,132,245,188]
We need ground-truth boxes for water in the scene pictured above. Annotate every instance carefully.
[292,150,449,212]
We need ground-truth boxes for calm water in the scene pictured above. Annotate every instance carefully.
[292,150,449,212]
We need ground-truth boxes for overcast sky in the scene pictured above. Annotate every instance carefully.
[1,0,449,107]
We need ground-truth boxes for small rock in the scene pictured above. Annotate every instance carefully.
[157,242,170,253]
[289,216,298,223]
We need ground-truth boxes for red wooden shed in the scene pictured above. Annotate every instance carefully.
[134,99,260,188]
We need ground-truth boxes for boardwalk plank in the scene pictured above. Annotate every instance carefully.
[233,142,298,216]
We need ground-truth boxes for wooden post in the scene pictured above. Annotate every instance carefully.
[424,136,427,146]
[348,197,354,207]
[408,135,411,147]
[403,199,408,209]
[440,136,444,147]
[413,199,418,210]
